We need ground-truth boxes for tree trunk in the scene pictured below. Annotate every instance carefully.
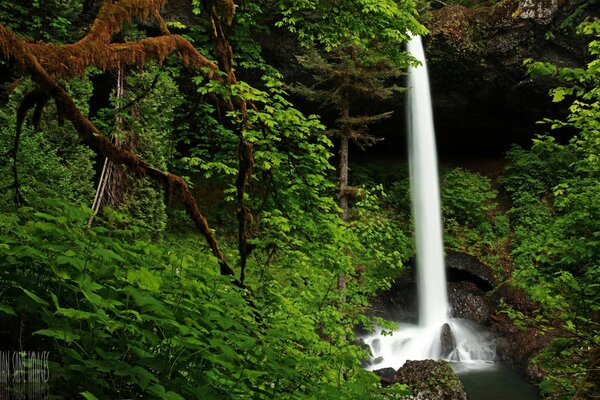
[88,65,129,225]
[338,135,349,220]
[339,90,350,221]
[337,89,350,302]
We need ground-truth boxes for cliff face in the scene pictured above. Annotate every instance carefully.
[424,0,597,156]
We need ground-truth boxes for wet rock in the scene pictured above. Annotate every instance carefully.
[373,367,397,385]
[369,253,497,323]
[488,283,555,375]
[355,338,372,355]
[391,360,468,400]
[440,323,457,360]
[515,0,558,23]
[373,356,384,365]
[367,273,419,323]
[356,338,374,368]
[421,0,591,155]
[448,281,493,323]
[494,329,551,373]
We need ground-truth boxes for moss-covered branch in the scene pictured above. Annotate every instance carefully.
[0,0,236,277]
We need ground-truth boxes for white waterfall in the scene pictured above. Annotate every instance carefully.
[406,35,448,328]
[362,35,495,370]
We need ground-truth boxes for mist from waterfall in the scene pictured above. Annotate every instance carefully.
[362,35,495,371]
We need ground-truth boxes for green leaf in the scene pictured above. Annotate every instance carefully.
[33,329,80,343]
[166,20,187,30]
[56,255,86,271]
[147,384,186,400]
[123,286,169,315]
[20,287,49,306]
[55,308,106,322]
[127,268,162,292]
[51,263,71,279]
[0,304,16,316]
[80,392,99,400]
[94,247,126,263]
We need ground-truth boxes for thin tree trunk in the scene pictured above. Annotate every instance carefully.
[88,157,109,226]
[338,89,350,301]
[339,92,350,221]
[88,64,125,225]
[338,135,349,221]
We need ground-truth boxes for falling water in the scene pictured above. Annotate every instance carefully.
[362,35,495,370]
[406,35,448,329]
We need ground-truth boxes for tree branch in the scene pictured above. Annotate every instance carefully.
[0,17,235,277]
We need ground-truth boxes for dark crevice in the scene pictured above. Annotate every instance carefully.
[447,267,494,292]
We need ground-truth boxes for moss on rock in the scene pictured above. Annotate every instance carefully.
[392,360,467,400]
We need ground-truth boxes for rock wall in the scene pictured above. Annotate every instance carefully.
[423,0,597,156]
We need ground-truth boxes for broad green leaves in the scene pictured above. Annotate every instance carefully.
[272,0,425,62]
[0,201,399,398]
[504,19,600,399]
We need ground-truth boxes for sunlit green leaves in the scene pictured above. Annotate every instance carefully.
[271,0,424,63]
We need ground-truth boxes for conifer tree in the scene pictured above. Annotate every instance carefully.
[294,44,402,219]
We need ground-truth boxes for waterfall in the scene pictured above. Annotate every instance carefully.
[361,35,495,370]
[407,35,448,329]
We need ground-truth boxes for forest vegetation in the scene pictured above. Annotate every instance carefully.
[0,0,598,399]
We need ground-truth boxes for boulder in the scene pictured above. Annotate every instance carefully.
[515,0,559,23]
[368,252,497,322]
[488,283,555,374]
[421,0,591,156]
[373,367,397,385]
[391,360,468,400]
[440,323,457,360]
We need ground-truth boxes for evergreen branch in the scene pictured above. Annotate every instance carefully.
[338,111,394,126]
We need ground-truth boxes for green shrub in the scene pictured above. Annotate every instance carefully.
[440,168,507,260]
[0,201,409,399]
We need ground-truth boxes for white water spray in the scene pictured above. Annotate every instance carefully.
[362,35,495,370]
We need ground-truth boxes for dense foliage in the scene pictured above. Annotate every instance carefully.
[0,0,422,398]
[501,19,600,400]
[0,201,413,398]
[0,0,598,399]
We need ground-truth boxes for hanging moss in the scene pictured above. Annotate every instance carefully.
[0,0,236,277]
[0,0,218,79]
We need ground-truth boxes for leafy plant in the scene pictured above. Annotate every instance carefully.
[441,167,507,259]
[349,185,413,290]
[502,18,600,400]
[0,78,96,211]
[0,201,412,398]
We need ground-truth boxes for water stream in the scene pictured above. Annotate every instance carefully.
[361,35,539,399]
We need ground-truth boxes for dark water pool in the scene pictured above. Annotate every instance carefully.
[451,362,540,400]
